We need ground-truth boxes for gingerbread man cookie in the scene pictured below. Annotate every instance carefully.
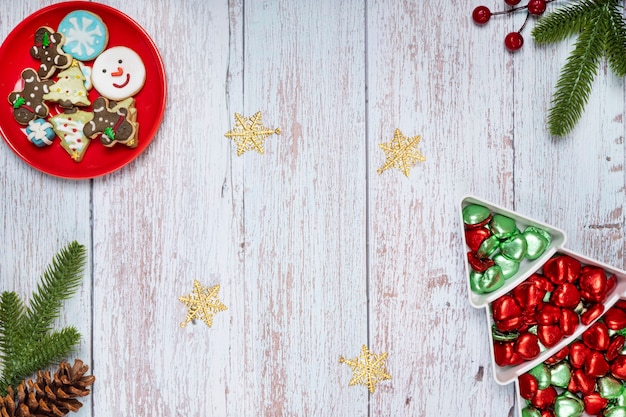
[29,26,72,79]
[8,68,54,125]
[84,96,138,147]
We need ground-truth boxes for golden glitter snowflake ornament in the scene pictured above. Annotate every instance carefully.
[339,344,392,393]
[377,128,426,177]
[225,111,281,156]
[179,279,227,328]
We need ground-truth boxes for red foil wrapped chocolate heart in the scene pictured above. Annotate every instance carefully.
[581,303,604,326]
[537,304,561,326]
[467,251,496,273]
[604,307,626,330]
[579,267,607,303]
[583,392,608,415]
[545,346,569,365]
[518,373,539,400]
[584,350,609,378]
[570,369,597,395]
[515,333,541,360]
[550,283,581,309]
[569,341,589,369]
[513,282,546,311]
[610,354,626,380]
[530,386,557,409]
[607,335,625,362]
[582,322,610,352]
[465,228,491,252]
[543,255,581,285]
[559,308,579,336]
[537,324,563,348]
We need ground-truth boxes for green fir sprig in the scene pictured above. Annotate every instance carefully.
[532,0,626,136]
[0,241,86,395]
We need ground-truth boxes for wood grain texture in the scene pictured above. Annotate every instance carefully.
[0,1,623,417]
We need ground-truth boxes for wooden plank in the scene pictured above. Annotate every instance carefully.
[367,1,517,415]
[90,1,237,416]
[0,2,93,416]
[231,0,368,414]
[513,33,626,270]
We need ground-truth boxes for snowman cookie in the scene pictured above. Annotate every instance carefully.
[91,46,146,100]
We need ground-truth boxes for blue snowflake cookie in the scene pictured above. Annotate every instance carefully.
[58,10,108,61]
[26,118,55,147]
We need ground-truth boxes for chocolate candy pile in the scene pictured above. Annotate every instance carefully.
[519,302,626,417]
[463,204,552,294]
[492,255,617,367]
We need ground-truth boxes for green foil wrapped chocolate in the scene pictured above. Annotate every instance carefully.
[491,326,519,342]
[500,235,528,262]
[528,363,551,390]
[521,407,542,417]
[616,388,626,406]
[492,253,520,279]
[599,375,625,399]
[477,235,500,259]
[523,226,551,260]
[462,204,491,225]
[489,214,517,238]
[469,267,504,294]
[605,406,626,417]
[549,362,571,388]
[554,391,584,417]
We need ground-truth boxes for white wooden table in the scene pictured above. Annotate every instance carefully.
[1,1,624,416]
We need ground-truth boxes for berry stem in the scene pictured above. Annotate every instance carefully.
[519,12,531,33]
[492,0,556,16]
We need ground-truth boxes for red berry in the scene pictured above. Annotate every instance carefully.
[528,0,547,15]
[472,5,491,25]
[504,32,524,52]
[505,0,521,5]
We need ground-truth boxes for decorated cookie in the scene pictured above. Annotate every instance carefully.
[50,109,93,162]
[25,119,55,147]
[8,68,54,125]
[78,61,93,90]
[58,10,108,61]
[44,61,91,109]
[29,27,72,79]
[84,96,138,147]
[91,46,146,100]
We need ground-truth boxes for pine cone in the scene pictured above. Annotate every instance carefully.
[0,360,95,417]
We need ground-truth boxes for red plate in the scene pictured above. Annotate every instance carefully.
[0,1,166,179]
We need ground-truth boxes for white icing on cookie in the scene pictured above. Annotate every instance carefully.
[58,10,108,61]
[26,119,55,146]
[91,46,146,100]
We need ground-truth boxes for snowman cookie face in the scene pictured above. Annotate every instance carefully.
[92,46,146,100]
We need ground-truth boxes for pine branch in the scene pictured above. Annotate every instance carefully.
[4,327,82,390]
[0,292,26,371]
[24,241,86,341]
[0,242,86,396]
[532,0,596,44]
[547,4,606,136]
[605,1,626,76]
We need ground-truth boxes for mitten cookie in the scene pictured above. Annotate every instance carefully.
[84,96,138,148]
[30,26,72,79]
[8,68,54,125]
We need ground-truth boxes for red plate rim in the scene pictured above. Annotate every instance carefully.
[0,1,167,179]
